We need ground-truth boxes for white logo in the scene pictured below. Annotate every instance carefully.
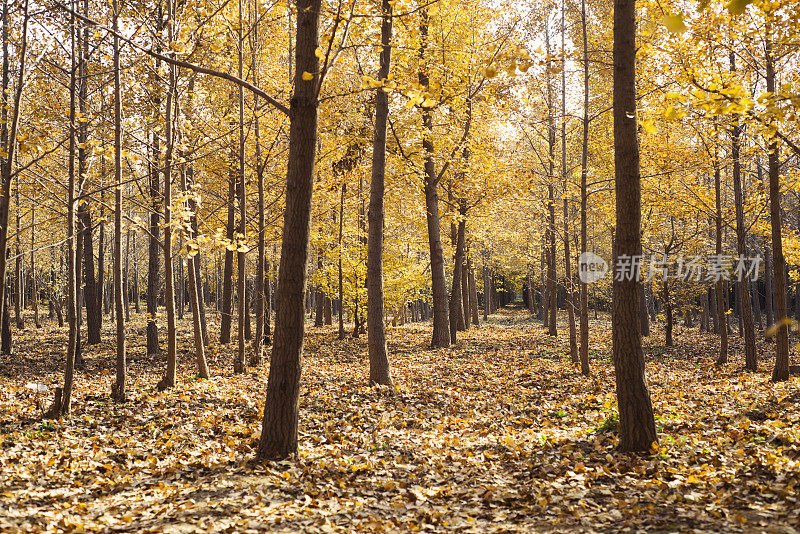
[579,252,608,284]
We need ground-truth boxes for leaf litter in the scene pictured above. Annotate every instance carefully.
[1,307,799,533]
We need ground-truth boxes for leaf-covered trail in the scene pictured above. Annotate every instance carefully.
[1,307,800,533]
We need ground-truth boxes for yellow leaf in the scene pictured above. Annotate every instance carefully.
[661,14,687,34]
[765,317,794,337]
[302,71,314,81]
[727,0,752,15]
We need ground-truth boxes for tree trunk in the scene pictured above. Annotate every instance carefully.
[132,230,140,314]
[157,9,178,390]
[612,0,657,452]
[30,201,39,328]
[419,10,450,348]
[751,277,762,331]
[713,147,728,366]
[540,246,547,323]
[448,202,466,344]
[545,17,557,338]
[181,76,209,379]
[257,0,322,461]
[263,259,271,345]
[252,1,266,363]
[461,254,470,329]
[220,159,236,344]
[61,2,78,415]
[483,253,490,321]
[564,198,577,363]
[728,54,756,369]
[146,111,161,353]
[1,282,10,354]
[111,5,127,402]
[663,280,672,347]
[765,24,789,381]
[14,181,21,329]
[700,291,708,332]
[0,0,9,348]
[324,294,332,325]
[578,0,590,376]
[234,0,248,374]
[338,181,346,340]
[80,204,101,344]
[196,254,208,344]
[764,244,774,329]
[97,191,105,323]
[468,258,479,327]
[366,0,393,385]
[74,177,84,367]
[639,283,649,337]
[560,0,577,362]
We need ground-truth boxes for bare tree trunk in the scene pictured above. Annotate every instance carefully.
[0,0,30,356]
[713,147,728,366]
[146,5,163,356]
[729,52,756,370]
[314,279,324,327]
[234,0,247,374]
[14,180,21,329]
[324,294,332,325]
[448,202,466,344]
[483,252,489,321]
[612,0,657,452]
[1,280,10,354]
[123,226,130,321]
[252,0,267,363]
[663,279,672,346]
[0,0,9,347]
[578,0,590,376]
[30,199,39,328]
[111,3,127,401]
[132,229,139,314]
[461,253,470,329]
[337,181,346,339]
[176,239,184,320]
[764,244,774,329]
[264,259,271,344]
[540,245,547,323]
[80,204,100,344]
[366,0,393,385]
[74,204,84,366]
[61,0,78,415]
[560,0,577,363]
[157,3,178,390]
[419,10,449,348]
[545,17,557,338]
[220,161,236,344]
[751,277,762,331]
[468,257,479,326]
[765,24,789,381]
[179,76,209,379]
[196,253,208,344]
[97,190,105,322]
[257,0,322,460]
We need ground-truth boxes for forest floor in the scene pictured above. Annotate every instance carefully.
[1,305,800,533]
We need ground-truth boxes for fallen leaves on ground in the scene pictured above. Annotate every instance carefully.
[1,306,799,533]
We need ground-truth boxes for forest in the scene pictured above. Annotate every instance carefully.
[1,0,799,530]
